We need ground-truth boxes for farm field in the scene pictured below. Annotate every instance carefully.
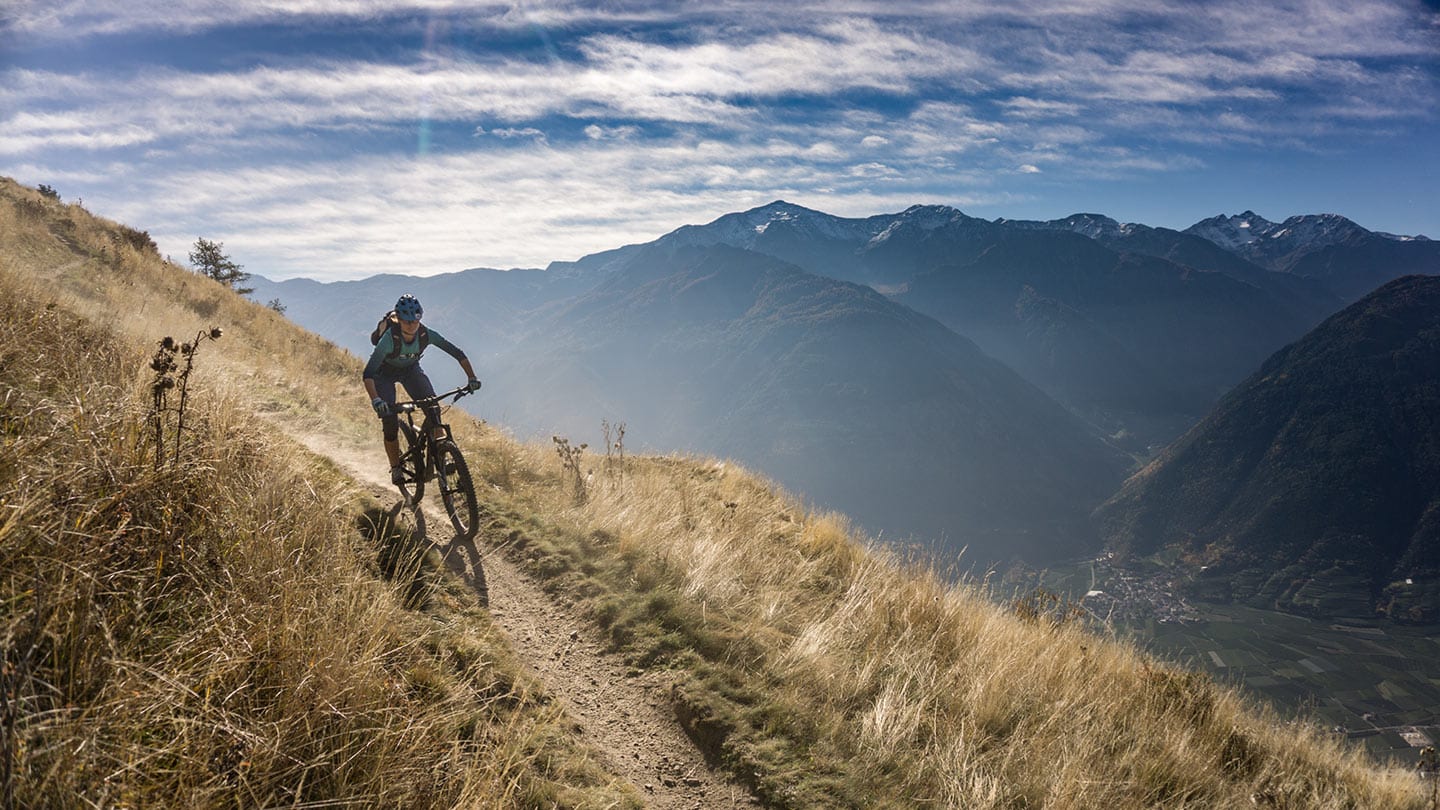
[1026,559,1440,765]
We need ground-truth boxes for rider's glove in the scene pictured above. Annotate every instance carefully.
[465,378,483,393]
[371,396,390,417]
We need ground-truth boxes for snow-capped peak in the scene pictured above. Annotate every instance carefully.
[661,200,982,251]
[898,204,966,229]
[1184,211,1280,250]
[661,200,822,248]
[992,213,1139,241]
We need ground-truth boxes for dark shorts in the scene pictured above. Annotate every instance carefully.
[372,364,439,441]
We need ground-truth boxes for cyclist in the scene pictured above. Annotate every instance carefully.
[363,294,481,485]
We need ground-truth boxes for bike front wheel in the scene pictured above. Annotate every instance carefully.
[433,440,480,541]
[396,421,426,502]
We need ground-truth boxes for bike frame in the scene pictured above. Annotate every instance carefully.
[394,386,472,477]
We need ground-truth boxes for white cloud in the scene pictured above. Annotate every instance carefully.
[0,20,987,157]
[584,124,640,140]
[3,0,511,38]
[849,162,898,178]
[999,97,1084,118]
[4,1,1437,274]
[54,128,1036,280]
[487,127,548,142]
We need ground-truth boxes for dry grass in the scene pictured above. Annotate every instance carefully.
[0,178,637,808]
[1,176,1426,808]
[465,440,1425,807]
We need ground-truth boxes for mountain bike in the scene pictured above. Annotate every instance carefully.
[393,386,481,541]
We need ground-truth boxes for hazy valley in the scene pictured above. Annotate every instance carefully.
[252,200,1440,590]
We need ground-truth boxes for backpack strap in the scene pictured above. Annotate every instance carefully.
[385,324,429,361]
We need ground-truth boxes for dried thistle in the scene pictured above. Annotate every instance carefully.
[553,436,588,505]
[147,326,224,468]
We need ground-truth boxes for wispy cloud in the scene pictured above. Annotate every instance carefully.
[73,129,1031,279]
[3,0,1437,277]
[0,21,980,156]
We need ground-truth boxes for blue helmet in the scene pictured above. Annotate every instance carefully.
[394,294,423,321]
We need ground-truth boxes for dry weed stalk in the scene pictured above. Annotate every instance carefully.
[147,327,223,468]
[552,435,588,504]
[1420,746,1439,809]
[601,419,626,489]
[1012,585,1086,626]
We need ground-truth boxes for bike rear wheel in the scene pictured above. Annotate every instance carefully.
[396,421,426,502]
[434,440,479,540]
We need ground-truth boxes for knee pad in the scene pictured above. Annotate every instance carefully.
[382,415,399,442]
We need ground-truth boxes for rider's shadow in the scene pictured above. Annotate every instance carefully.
[358,501,489,609]
[358,501,435,609]
[438,525,489,608]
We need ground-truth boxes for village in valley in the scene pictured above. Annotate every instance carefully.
[1002,553,1440,765]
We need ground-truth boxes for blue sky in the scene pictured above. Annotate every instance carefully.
[3,1,1438,281]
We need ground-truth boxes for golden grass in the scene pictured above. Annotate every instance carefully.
[469,442,1425,807]
[0,178,638,807]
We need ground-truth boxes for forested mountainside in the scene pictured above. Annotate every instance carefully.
[1097,275,1440,622]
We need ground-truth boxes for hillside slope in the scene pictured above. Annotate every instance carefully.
[1,177,1426,809]
[0,178,647,808]
[1096,275,1440,621]
[894,229,1321,446]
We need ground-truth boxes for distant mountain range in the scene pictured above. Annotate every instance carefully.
[1185,211,1436,301]
[1095,275,1440,621]
[251,201,1438,573]
[598,201,1432,449]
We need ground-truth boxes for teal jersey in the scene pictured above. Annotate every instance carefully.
[363,325,466,380]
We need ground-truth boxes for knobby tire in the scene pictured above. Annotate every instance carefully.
[434,440,479,541]
[396,421,425,502]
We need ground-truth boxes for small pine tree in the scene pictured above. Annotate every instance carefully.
[37,184,60,200]
[266,298,287,314]
[189,237,253,295]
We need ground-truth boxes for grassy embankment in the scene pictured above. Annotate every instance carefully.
[2,177,1429,808]
[0,179,639,808]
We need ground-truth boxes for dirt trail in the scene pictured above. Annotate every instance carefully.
[277,425,761,810]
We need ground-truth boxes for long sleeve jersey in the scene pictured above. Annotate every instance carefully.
[362,326,467,380]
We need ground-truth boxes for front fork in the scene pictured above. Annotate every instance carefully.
[419,420,452,481]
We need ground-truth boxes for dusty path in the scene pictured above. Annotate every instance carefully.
[277,425,761,810]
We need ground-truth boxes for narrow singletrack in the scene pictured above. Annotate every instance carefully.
[276,425,761,810]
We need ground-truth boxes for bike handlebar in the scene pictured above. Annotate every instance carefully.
[394,385,474,413]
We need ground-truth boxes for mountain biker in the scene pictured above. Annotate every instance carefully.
[363,294,481,485]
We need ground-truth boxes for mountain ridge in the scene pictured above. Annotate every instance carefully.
[1095,274,1440,621]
